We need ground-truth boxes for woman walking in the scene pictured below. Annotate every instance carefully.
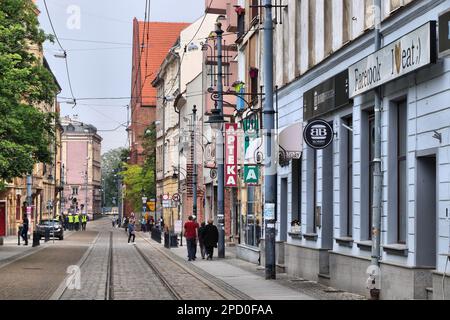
[128,217,136,244]
[203,219,219,260]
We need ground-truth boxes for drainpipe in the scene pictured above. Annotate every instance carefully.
[370,0,382,300]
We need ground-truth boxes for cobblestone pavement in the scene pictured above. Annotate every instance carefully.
[134,236,248,300]
[0,230,96,300]
[223,252,366,300]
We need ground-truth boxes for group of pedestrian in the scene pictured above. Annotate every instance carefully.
[184,216,219,261]
[63,212,88,231]
[139,213,155,233]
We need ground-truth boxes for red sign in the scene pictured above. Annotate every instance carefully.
[225,123,238,187]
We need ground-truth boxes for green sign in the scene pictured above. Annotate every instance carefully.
[244,166,259,185]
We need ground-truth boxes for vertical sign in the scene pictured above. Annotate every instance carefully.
[225,123,238,187]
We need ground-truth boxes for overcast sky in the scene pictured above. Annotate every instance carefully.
[36,0,204,153]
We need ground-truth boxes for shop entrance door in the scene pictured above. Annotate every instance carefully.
[0,202,6,237]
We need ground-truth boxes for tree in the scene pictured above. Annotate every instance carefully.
[101,148,127,207]
[0,0,58,187]
[120,163,155,212]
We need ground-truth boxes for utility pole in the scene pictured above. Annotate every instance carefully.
[192,105,198,219]
[60,164,65,217]
[263,0,277,280]
[215,21,226,259]
[371,0,382,290]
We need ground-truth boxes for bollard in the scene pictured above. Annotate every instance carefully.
[32,230,40,247]
[18,226,23,245]
[44,228,50,242]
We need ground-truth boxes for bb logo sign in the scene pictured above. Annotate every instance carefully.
[303,119,334,149]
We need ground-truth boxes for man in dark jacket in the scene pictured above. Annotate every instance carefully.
[198,222,207,259]
[21,215,29,246]
[203,219,219,260]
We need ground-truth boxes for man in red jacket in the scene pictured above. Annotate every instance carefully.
[184,215,199,261]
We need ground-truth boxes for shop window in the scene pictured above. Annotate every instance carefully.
[291,158,302,232]
[306,147,317,234]
[340,116,353,237]
[397,101,407,244]
[244,186,261,247]
[368,111,375,240]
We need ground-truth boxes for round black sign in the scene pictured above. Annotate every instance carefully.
[303,119,334,149]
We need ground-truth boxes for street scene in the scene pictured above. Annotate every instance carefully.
[1,0,450,302]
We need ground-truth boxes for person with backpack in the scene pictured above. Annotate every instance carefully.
[128,217,136,244]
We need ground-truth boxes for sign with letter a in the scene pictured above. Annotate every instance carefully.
[225,123,238,187]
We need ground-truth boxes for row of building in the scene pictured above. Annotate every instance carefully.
[0,3,103,240]
[127,0,450,299]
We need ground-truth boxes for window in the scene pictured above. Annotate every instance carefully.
[368,111,375,240]
[250,0,259,22]
[343,0,352,43]
[308,0,316,67]
[291,158,302,228]
[237,13,245,39]
[72,187,79,196]
[397,101,407,244]
[342,116,353,237]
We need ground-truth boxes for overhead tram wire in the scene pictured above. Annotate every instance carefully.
[43,0,77,107]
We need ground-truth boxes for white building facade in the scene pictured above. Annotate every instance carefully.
[269,0,450,299]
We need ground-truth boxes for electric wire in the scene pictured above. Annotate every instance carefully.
[42,0,77,107]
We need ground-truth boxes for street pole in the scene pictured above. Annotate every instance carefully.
[263,0,277,280]
[192,105,198,219]
[215,21,226,259]
[371,0,382,288]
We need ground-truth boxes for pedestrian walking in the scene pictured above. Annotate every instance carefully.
[68,213,74,231]
[63,214,68,231]
[21,215,29,246]
[81,214,87,231]
[184,215,199,261]
[203,219,219,260]
[128,217,136,244]
[74,213,80,231]
[123,216,129,233]
[198,222,207,259]
[142,216,147,232]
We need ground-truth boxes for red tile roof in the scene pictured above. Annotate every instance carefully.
[131,20,190,107]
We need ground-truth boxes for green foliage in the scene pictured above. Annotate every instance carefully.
[101,148,127,207]
[0,0,58,181]
[121,163,155,212]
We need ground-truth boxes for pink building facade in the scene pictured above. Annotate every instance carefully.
[61,117,102,217]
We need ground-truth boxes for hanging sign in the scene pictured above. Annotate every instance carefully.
[225,123,238,187]
[303,119,334,149]
[439,9,450,57]
[244,165,259,185]
[349,21,437,98]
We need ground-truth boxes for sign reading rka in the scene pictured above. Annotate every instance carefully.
[349,21,436,98]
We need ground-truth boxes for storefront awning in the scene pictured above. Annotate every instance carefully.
[279,122,303,159]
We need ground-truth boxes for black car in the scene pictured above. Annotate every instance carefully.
[36,219,64,240]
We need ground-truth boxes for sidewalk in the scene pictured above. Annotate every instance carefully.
[142,232,366,300]
[0,231,75,268]
[144,233,314,300]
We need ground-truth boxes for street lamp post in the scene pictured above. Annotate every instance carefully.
[263,0,277,280]
[192,105,198,220]
[205,21,226,259]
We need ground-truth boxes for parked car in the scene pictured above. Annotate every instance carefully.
[36,219,64,240]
